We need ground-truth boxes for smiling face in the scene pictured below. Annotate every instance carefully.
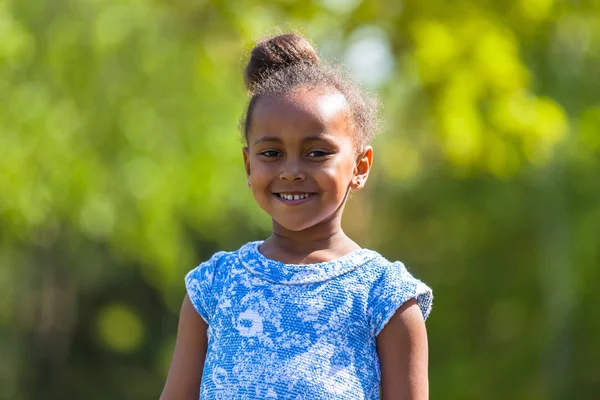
[243,87,372,232]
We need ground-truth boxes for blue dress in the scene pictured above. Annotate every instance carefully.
[185,241,432,399]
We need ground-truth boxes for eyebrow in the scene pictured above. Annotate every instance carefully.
[253,135,336,146]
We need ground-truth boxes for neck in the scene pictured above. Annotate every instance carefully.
[267,214,357,256]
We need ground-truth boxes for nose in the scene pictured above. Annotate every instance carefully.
[279,156,305,181]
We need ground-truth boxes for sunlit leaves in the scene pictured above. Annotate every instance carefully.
[516,0,554,22]
[411,20,459,84]
[406,16,569,177]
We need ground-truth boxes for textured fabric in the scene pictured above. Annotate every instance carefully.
[185,241,432,399]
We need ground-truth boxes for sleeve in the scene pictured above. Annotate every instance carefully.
[369,261,433,337]
[184,251,225,324]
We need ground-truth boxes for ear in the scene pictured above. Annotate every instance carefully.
[351,146,373,190]
[242,147,251,187]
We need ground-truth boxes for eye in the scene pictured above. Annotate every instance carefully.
[259,150,281,158]
[307,150,330,158]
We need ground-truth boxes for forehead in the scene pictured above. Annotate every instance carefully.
[249,88,351,140]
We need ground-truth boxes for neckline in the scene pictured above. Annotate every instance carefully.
[237,241,379,285]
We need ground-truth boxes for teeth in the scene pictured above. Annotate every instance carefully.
[278,193,312,200]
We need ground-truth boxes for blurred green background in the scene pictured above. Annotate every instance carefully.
[1,0,599,399]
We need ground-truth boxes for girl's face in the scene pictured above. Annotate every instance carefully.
[243,87,372,232]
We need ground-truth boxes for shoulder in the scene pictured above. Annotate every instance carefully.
[185,250,234,286]
[184,242,255,323]
[185,241,257,284]
[360,251,433,336]
[358,251,417,286]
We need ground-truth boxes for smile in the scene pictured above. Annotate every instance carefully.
[276,193,314,200]
[274,193,316,203]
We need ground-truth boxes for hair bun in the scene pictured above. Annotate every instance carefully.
[244,33,319,92]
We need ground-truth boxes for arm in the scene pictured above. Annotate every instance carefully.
[160,294,208,400]
[376,298,429,400]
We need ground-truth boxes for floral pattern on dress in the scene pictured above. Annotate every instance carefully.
[185,241,433,399]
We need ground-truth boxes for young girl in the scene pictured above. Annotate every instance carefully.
[161,33,433,400]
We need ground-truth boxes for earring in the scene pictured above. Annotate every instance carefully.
[247,177,252,188]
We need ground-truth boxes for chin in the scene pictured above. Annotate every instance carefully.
[272,217,318,232]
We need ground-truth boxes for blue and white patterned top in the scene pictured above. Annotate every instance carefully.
[185,241,432,399]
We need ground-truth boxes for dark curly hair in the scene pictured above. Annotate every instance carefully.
[241,33,379,151]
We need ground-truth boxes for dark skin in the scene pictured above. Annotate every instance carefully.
[160,87,428,399]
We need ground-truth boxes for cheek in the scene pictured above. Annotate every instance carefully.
[248,160,271,182]
[319,162,354,194]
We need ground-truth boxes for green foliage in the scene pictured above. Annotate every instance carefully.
[1,0,599,398]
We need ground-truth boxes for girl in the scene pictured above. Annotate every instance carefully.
[161,33,433,400]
